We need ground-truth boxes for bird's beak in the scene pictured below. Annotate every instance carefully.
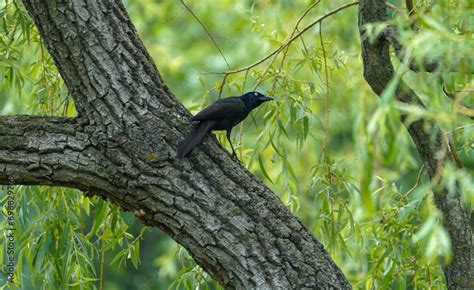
[259,95,274,102]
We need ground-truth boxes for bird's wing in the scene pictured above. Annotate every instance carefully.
[192,97,245,121]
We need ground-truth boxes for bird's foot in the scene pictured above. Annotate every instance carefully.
[231,152,242,163]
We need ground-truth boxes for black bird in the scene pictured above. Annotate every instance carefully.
[177,91,273,158]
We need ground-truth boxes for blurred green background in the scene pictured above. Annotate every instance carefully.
[0,0,473,289]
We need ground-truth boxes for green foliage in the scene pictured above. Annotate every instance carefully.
[168,246,220,290]
[0,0,71,116]
[1,0,472,289]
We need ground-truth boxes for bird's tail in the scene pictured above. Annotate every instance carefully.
[176,121,214,158]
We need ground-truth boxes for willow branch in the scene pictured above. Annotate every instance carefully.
[264,1,321,92]
[180,0,231,70]
[204,1,359,75]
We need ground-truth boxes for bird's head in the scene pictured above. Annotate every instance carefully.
[240,91,273,109]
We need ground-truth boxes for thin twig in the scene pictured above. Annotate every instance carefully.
[277,0,321,69]
[442,82,474,119]
[218,74,228,99]
[252,52,280,90]
[319,22,331,179]
[238,70,250,159]
[99,238,105,290]
[241,68,249,93]
[180,0,231,70]
[381,164,425,225]
[296,1,322,32]
[385,2,399,10]
[267,1,321,93]
[204,1,359,75]
[405,165,425,196]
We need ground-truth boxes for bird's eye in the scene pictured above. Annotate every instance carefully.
[254,92,258,96]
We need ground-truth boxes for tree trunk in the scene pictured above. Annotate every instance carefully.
[358,1,472,288]
[0,0,351,288]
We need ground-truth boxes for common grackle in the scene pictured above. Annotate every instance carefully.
[177,91,273,158]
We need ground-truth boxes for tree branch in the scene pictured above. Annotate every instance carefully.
[359,1,472,288]
[382,26,441,72]
[0,116,103,190]
[205,1,359,75]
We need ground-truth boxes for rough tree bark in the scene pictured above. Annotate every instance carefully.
[358,1,472,289]
[0,0,351,288]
